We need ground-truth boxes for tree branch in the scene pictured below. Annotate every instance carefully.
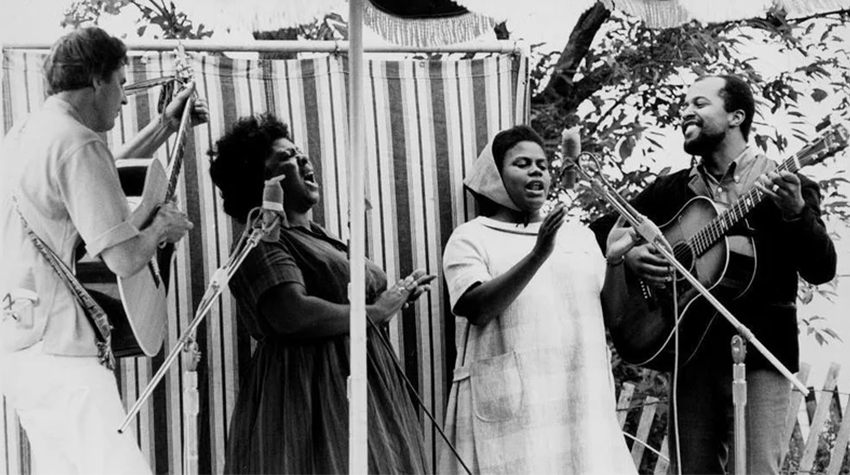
[778,8,849,26]
[535,1,610,104]
[588,90,631,137]
[568,64,615,107]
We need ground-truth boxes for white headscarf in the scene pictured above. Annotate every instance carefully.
[463,138,521,212]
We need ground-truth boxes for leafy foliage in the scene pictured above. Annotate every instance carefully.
[532,6,850,220]
[62,0,212,39]
[528,4,850,342]
[522,6,850,450]
[253,13,348,60]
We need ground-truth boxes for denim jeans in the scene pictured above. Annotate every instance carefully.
[667,354,792,475]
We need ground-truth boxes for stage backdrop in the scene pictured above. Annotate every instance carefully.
[1,47,529,474]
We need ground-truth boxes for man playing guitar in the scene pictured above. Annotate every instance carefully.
[0,27,207,474]
[592,75,837,474]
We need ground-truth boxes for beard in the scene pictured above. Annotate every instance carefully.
[684,126,725,156]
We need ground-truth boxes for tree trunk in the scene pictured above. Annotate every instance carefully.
[535,1,611,112]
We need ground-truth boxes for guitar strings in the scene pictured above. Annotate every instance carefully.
[681,137,819,262]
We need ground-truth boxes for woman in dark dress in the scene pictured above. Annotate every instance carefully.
[209,113,433,474]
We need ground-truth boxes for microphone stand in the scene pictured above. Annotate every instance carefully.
[118,209,280,434]
[574,152,808,396]
[731,335,747,475]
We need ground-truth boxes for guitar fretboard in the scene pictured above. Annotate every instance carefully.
[164,48,194,203]
[163,95,194,203]
[685,124,847,258]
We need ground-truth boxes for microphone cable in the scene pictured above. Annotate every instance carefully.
[672,270,683,475]
[365,314,474,475]
[232,205,471,473]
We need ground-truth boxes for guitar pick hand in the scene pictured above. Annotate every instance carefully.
[152,201,193,244]
[625,242,674,288]
[607,215,672,287]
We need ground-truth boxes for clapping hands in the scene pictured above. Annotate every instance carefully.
[369,269,437,323]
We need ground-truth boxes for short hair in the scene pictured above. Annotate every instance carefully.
[491,124,546,172]
[43,27,128,95]
[700,75,755,141]
[209,113,291,222]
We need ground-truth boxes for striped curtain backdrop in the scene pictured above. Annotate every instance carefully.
[1,47,529,474]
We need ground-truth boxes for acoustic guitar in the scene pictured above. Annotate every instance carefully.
[604,123,849,371]
[76,52,196,357]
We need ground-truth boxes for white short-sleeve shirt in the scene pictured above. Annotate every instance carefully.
[1,96,139,355]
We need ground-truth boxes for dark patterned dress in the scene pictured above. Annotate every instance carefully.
[224,222,428,474]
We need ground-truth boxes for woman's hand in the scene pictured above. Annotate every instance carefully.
[368,269,437,323]
[531,202,567,261]
[605,216,639,265]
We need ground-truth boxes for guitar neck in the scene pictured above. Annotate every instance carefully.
[163,95,194,202]
[689,142,825,256]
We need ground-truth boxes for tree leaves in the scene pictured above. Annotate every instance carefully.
[63,0,213,40]
[618,135,635,161]
[811,88,828,102]
[525,6,850,355]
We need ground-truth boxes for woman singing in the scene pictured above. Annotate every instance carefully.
[438,125,637,474]
[209,113,433,474]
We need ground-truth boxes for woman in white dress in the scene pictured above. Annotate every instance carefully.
[438,125,638,474]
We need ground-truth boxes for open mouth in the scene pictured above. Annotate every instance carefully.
[682,119,701,136]
[526,181,545,192]
[303,171,318,186]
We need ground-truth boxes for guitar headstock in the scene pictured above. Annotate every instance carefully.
[156,44,195,114]
[804,122,850,166]
[173,43,194,87]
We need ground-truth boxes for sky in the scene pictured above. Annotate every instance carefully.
[2,0,848,400]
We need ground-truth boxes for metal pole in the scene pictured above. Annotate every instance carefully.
[2,39,521,54]
[182,344,200,475]
[348,0,368,473]
[732,335,747,475]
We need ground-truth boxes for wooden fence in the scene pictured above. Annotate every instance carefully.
[618,362,850,474]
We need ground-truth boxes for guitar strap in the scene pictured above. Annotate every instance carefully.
[12,195,117,370]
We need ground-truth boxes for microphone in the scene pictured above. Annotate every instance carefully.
[559,126,581,189]
[261,175,285,243]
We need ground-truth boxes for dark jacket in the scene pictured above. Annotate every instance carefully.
[590,166,836,372]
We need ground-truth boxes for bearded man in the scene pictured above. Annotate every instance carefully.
[591,75,836,474]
